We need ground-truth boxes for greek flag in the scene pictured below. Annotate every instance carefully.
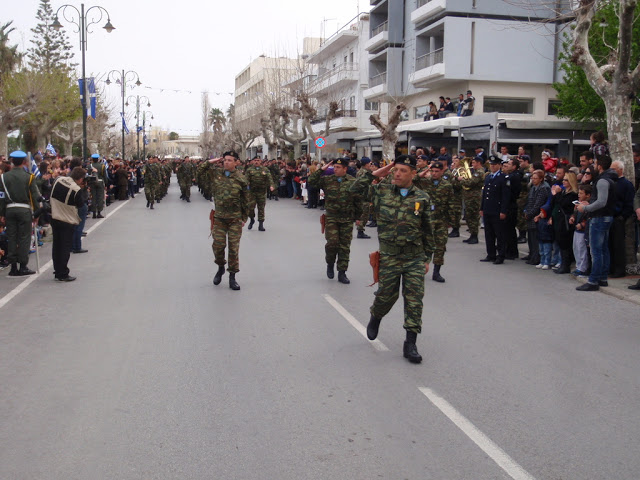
[31,158,41,178]
[137,126,143,133]
[46,143,57,156]
[121,112,130,134]
[143,134,149,145]
[78,77,96,119]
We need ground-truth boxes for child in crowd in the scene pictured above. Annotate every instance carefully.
[300,180,308,206]
[570,184,592,277]
[536,206,554,269]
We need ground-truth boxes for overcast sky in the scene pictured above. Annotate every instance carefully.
[5,0,365,136]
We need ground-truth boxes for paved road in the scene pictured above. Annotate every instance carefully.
[1,179,638,480]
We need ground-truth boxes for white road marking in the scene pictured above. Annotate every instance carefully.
[0,199,129,311]
[419,387,536,480]
[323,294,389,351]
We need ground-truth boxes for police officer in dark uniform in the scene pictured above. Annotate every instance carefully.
[501,157,522,259]
[479,155,510,264]
[0,151,42,276]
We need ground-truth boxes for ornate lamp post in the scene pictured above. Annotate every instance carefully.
[52,3,115,161]
[105,70,141,160]
[126,95,150,160]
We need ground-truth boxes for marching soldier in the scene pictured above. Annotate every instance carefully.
[205,151,250,291]
[308,158,362,284]
[355,157,378,239]
[351,155,435,364]
[0,151,42,276]
[414,161,454,282]
[245,156,276,231]
[177,156,196,202]
[457,156,485,244]
[144,156,161,209]
[89,153,107,218]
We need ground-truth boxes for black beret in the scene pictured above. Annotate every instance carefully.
[222,151,240,159]
[488,155,501,164]
[395,154,417,169]
[431,161,444,170]
[334,157,349,166]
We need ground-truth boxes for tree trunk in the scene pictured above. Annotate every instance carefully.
[604,94,634,184]
[268,143,277,159]
[0,124,8,157]
[381,132,398,163]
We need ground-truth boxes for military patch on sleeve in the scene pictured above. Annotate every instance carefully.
[0,191,5,199]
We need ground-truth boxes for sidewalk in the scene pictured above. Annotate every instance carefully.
[574,274,640,306]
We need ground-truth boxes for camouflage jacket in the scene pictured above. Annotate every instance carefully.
[206,163,250,220]
[177,162,196,182]
[245,166,276,192]
[351,171,435,262]
[308,169,362,222]
[459,168,485,193]
[413,176,455,224]
[143,163,161,186]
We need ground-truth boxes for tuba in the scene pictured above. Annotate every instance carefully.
[453,158,473,189]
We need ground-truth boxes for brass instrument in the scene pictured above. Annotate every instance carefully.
[453,158,473,190]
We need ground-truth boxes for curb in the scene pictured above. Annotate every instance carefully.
[573,275,640,306]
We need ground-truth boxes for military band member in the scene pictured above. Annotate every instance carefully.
[447,155,464,238]
[308,157,362,284]
[245,156,276,231]
[351,155,435,364]
[206,151,250,291]
[457,156,485,244]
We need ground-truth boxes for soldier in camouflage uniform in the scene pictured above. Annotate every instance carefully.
[351,155,435,364]
[267,159,280,201]
[144,156,161,209]
[159,161,172,200]
[456,156,485,244]
[308,158,362,284]
[177,156,196,202]
[245,156,276,231]
[447,155,464,238]
[205,151,250,291]
[414,161,454,283]
[196,159,213,201]
[89,153,108,218]
[355,157,378,239]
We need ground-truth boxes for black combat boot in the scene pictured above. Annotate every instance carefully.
[357,231,370,239]
[8,263,19,277]
[337,271,350,284]
[465,234,478,244]
[274,196,279,201]
[18,264,35,276]
[258,221,265,231]
[229,273,240,291]
[367,315,382,340]
[92,212,97,218]
[213,265,225,285]
[248,218,255,230]
[432,264,445,283]
[96,212,104,218]
[403,331,422,364]
[366,220,377,227]
[186,197,190,203]
[448,228,460,238]
[150,203,154,209]
[326,263,335,279]
[146,202,150,208]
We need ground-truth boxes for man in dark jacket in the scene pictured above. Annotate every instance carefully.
[501,157,522,259]
[480,156,510,264]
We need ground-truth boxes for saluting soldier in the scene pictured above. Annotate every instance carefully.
[205,151,250,291]
[351,155,435,364]
[0,151,42,276]
[245,156,276,231]
[457,156,485,244]
[89,153,107,218]
[308,157,362,284]
[355,157,378,239]
[414,160,454,283]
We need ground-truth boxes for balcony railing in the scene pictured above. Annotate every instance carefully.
[417,0,433,7]
[371,21,388,37]
[369,71,387,87]
[415,48,444,70]
[310,63,358,90]
[311,110,358,124]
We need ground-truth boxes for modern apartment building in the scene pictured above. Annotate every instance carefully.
[360,0,599,159]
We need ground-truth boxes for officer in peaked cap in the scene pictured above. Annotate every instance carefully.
[0,151,42,276]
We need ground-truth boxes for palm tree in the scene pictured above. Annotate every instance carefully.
[209,107,225,133]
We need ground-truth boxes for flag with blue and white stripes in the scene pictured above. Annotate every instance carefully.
[120,112,130,134]
[30,158,41,178]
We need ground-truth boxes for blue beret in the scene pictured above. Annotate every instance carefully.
[91,154,100,159]
[360,156,371,165]
[9,150,27,159]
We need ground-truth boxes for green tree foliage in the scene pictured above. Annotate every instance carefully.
[169,131,179,140]
[27,0,76,74]
[554,1,640,127]
[209,107,226,133]
[0,21,21,79]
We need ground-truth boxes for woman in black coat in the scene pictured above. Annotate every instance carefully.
[550,172,579,274]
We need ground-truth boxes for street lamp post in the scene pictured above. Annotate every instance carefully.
[126,95,150,160]
[142,110,153,160]
[105,70,141,161]
[52,3,115,161]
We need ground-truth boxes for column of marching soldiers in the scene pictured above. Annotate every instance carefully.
[141,147,520,365]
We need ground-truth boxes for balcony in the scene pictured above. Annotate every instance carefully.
[308,63,359,96]
[409,48,445,87]
[365,21,389,52]
[411,0,446,25]
[363,72,387,99]
[311,110,358,132]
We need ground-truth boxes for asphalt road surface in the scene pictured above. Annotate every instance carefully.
[1,179,638,480]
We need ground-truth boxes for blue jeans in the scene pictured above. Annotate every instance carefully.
[588,216,613,284]
[539,242,552,266]
[72,204,88,251]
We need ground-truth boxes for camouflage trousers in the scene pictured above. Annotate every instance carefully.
[370,254,425,334]
[451,192,462,229]
[248,190,268,221]
[212,217,243,273]
[516,195,527,234]
[432,219,449,265]
[325,217,353,271]
[89,181,105,212]
[179,181,192,199]
[357,201,371,232]
[145,184,158,204]
[463,191,481,235]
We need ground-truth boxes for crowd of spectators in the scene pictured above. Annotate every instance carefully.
[424,90,475,121]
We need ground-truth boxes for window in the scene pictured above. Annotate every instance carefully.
[349,52,354,63]
[483,97,534,114]
[548,99,562,116]
[414,105,428,119]
[344,55,348,64]
[365,100,379,111]
[349,96,355,111]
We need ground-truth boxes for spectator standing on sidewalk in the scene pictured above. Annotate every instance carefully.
[69,158,88,255]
